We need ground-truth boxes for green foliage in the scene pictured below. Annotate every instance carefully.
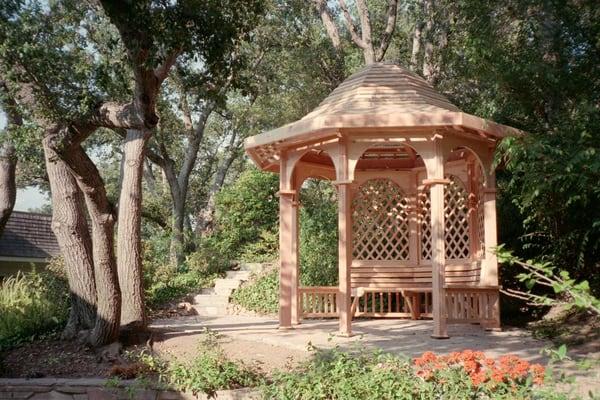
[240,230,279,263]
[299,179,338,287]
[0,264,69,350]
[498,247,600,315]
[439,0,600,294]
[142,233,221,308]
[136,331,263,397]
[264,347,568,400]
[231,269,279,315]
[229,178,339,314]
[213,167,279,259]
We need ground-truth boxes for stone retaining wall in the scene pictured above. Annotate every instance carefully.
[0,378,259,400]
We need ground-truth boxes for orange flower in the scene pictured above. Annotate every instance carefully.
[531,364,545,385]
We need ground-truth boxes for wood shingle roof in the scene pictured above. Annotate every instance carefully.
[0,211,60,260]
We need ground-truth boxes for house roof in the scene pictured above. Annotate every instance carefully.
[0,211,60,260]
[245,63,523,170]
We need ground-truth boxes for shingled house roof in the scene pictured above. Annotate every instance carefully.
[0,211,60,260]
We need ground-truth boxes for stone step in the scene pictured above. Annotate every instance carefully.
[193,294,230,306]
[214,278,242,289]
[213,287,234,296]
[192,304,229,316]
[226,270,251,280]
[200,288,216,295]
[238,262,267,273]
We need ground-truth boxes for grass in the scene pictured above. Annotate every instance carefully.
[0,269,69,350]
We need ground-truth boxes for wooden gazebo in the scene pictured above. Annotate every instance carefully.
[244,63,521,338]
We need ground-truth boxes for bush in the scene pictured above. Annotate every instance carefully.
[143,233,225,308]
[213,167,279,260]
[264,347,563,400]
[135,331,263,396]
[231,269,279,314]
[0,263,69,350]
[299,179,338,286]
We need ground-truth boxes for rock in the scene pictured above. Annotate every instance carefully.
[176,302,196,316]
[97,342,123,363]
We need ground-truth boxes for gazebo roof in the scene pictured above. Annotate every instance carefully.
[245,63,522,170]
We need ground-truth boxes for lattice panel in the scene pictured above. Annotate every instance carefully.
[352,179,410,260]
[445,176,470,259]
[418,190,432,260]
[477,180,485,256]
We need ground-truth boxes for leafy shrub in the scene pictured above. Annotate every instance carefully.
[264,347,564,400]
[135,332,263,396]
[213,167,279,260]
[0,263,69,350]
[231,269,279,314]
[186,237,232,276]
[299,179,338,286]
[240,230,278,263]
[143,233,224,308]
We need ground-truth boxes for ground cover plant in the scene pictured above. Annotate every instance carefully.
[0,262,69,350]
[264,347,567,400]
[131,331,264,397]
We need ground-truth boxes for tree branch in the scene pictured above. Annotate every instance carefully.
[312,0,342,51]
[376,0,399,62]
[337,0,368,50]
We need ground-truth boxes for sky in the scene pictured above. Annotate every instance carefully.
[1,110,50,212]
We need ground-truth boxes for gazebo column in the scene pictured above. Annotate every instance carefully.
[426,141,449,339]
[278,153,299,330]
[336,139,352,337]
[481,173,499,286]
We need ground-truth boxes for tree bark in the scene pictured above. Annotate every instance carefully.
[0,81,19,236]
[116,129,149,330]
[375,0,399,62]
[43,139,97,338]
[410,6,424,72]
[196,134,241,235]
[0,142,16,237]
[312,0,342,51]
[58,142,121,347]
[422,0,435,83]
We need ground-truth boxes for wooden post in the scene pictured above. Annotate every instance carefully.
[337,139,353,337]
[428,140,449,339]
[278,152,298,330]
[481,174,498,287]
[291,196,300,325]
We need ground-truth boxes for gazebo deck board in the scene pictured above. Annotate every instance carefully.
[245,63,519,338]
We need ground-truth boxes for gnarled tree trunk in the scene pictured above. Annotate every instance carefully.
[117,129,148,330]
[43,139,97,338]
[0,142,16,236]
[63,144,121,346]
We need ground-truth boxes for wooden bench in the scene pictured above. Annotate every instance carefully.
[349,260,483,320]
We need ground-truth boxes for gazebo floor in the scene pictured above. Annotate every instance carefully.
[151,314,548,363]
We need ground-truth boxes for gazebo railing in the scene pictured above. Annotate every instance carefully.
[445,285,500,327]
[298,285,500,327]
[299,286,338,318]
[352,289,433,319]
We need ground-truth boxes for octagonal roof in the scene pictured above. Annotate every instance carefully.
[245,62,522,170]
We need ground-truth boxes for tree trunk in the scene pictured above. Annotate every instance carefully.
[63,144,121,347]
[410,19,423,71]
[117,129,148,330]
[0,142,16,236]
[43,139,97,338]
[196,137,241,235]
[170,195,185,268]
[422,0,435,82]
